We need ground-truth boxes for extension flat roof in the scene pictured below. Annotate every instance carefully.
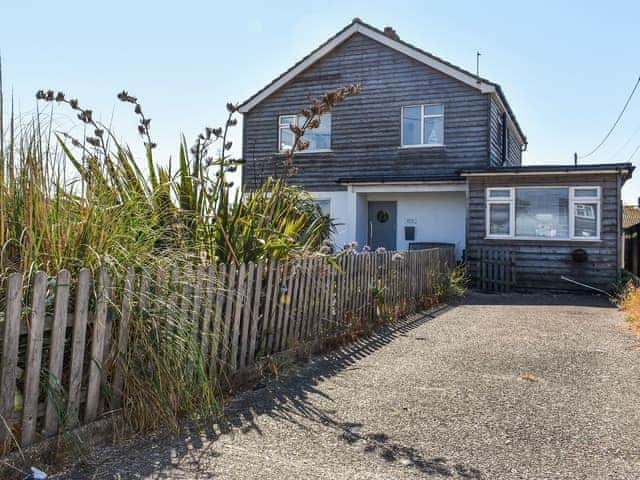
[461,163,634,180]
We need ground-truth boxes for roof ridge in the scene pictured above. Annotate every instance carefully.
[238,19,526,143]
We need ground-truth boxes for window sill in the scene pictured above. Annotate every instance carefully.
[277,149,333,155]
[485,236,601,243]
[398,144,445,150]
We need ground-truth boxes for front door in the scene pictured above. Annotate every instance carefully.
[368,201,397,250]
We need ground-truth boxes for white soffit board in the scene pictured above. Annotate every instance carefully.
[348,182,468,193]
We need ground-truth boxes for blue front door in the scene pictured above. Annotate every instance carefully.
[368,201,397,250]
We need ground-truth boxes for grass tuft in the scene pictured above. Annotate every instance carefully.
[615,280,640,336]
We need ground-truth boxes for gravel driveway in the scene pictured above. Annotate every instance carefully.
[55,292,640,479]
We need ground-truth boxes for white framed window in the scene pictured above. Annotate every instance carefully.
[485,186,601,241]
[401,104,444,147]
[278,113,331,152]
[486,188,514,237]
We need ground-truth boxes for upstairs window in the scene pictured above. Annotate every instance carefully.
[401,104,444,146]
[278,113,331,152]
[485,187,600,240]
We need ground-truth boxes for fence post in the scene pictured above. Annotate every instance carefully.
[111,269,135,410]
[85,268,111,423]
[43,269,72,437]
[248,260,264,366]
[0,273,23,443]
[21,271,48,446]
[67,268,91,428]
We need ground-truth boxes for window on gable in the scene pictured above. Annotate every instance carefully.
[402,104,444,146]
[485,187,600,240]
[278,113,331,152]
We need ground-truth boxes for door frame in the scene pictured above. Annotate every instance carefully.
[367,201,397,250]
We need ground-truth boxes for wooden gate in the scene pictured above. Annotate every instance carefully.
[478,248,516,292]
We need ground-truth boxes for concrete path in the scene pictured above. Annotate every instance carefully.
[56,292,640,479]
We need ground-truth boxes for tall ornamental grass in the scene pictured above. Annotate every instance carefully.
[0,68,360,438]
[0,80,359,273]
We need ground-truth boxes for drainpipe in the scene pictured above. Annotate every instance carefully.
[617,172,622,280]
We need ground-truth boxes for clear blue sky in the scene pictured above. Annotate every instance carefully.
[2,0,639,201]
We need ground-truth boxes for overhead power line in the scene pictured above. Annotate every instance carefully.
[628,143,640,163]
[578,75,640,159]
[610,122,640,161]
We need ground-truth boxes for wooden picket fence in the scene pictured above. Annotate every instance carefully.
[0,247,453,448]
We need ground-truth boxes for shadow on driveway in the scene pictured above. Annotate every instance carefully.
[58,305,484,479]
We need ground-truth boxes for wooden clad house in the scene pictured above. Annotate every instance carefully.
[240,19,634,291]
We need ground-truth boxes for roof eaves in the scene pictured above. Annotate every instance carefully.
[238,18,497,113]
[238,21,357,112]
[460,163,634,176]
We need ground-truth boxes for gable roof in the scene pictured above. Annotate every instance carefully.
[239,18,526,145]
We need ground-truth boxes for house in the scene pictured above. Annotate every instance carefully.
[623,204,640,275]
[239,19,634,290]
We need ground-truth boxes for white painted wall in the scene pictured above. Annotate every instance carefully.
[311,189,467,259]
[366,192,466,258]
[310,191,358,249]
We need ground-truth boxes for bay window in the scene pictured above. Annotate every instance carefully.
[485,186,600,240]
[278,113,331,152]
[401,104,444,146]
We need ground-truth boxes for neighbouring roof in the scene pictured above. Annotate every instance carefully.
[239,18,526,145]
[461,163,634,182]
[337,174,464,184]
[623,206,640,229]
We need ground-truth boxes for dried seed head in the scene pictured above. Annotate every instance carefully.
[134,104,142,114]
[86,137,101,147]
[227,118,238,127]
[226,102,237,113]
[117,90,138,103]
[55,91,65,102]
[138,125,146,135]
[94,128,104,137]
[69,99,79,109]
[289,125,304,136]
[224,141,232,150]
[35,90,46,100]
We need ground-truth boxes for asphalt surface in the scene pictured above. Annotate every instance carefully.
[55,292,640,479]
